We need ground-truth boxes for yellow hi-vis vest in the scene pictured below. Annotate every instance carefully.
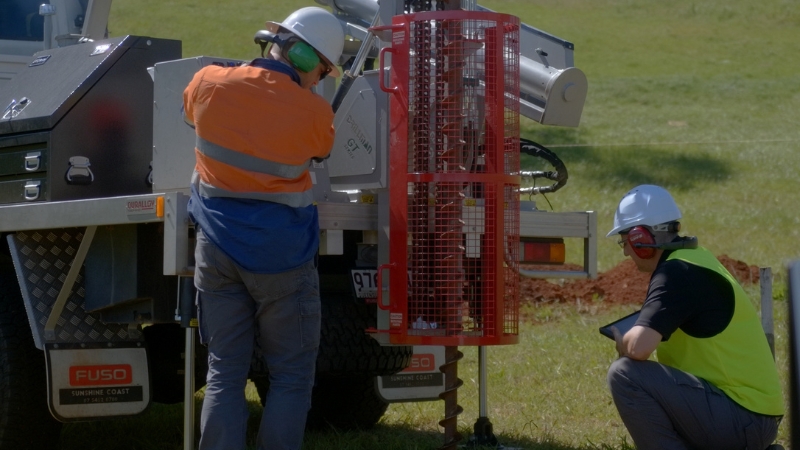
[656,247,784,416]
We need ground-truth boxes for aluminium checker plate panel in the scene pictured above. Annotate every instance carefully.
[7,228,142,349]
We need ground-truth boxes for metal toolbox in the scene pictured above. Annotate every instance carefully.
[0,35,181,204]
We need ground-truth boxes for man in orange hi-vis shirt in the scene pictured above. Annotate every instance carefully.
[183,7,344,450]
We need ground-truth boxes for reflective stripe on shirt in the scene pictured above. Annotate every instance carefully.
[195,176,314,208]
[196,136,307,179]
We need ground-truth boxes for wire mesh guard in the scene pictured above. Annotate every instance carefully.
[385,11,520,346]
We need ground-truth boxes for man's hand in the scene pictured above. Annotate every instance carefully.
[611,325,662,360]
[611,326,626,358]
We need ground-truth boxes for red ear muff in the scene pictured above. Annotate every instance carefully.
[627,226,656,259]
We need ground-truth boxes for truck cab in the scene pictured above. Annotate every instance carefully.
[0,0,109,88]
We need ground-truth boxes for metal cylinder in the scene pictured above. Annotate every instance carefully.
[178,276,196,328]
[39,4,56,50]
[317,0,379,21]
[520,56,561,103]
[183,327,196,450]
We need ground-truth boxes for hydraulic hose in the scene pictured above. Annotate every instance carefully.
[519,138,568,195]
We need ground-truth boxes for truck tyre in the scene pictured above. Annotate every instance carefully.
[251,374,388,430]
[144,323,208,404]
[316,295,412,377]
[251,294,408,429]
[306,374,387,430]
[0,268,62,448]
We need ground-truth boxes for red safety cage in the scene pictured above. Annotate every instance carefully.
[377,10,520,346]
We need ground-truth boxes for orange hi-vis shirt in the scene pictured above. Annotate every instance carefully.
[184,62,334,207]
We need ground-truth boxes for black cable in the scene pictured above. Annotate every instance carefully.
[530,179,554,210]
[519,138,568,195]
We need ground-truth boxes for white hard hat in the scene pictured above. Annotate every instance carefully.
[265,7,344,77]
[606,185,682,237]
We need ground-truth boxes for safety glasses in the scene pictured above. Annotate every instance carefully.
[319,64,333,81]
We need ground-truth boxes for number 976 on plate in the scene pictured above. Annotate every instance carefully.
[350,269,378,302]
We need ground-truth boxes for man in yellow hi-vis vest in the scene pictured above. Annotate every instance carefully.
[605,184,784,450]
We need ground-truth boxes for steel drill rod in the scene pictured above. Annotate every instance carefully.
[478,345,487,417]
[183,327,195,450]
[439,345,464,449]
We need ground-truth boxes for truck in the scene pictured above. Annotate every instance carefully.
[0,0,595,448]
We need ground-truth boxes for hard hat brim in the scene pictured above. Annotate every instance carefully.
[264,21,341,77]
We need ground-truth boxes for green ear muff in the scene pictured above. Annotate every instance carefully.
[286,40,320,73]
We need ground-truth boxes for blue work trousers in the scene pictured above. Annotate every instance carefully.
[608,357,780,450]
[194,230,321,450]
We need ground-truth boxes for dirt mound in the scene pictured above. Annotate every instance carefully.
[520,255,761,306]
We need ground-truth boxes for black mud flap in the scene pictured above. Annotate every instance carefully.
[45,342,151,421]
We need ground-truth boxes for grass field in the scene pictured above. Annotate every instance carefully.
[110,0,800,274]
[90,0,800,448]
[59,298,790,450]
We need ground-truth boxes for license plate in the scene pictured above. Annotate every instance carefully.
[349,268,412,302]
[350,269,378,300]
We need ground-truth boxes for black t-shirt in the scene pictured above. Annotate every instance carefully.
[634,250,735,340]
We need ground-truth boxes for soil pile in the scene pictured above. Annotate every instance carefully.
[520,255,761,306]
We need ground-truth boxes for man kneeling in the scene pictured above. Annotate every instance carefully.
[605,185,783,450]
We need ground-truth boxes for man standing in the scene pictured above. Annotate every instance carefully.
[606,184,784,450]
[183,7,344,450]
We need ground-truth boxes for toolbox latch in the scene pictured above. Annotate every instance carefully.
[2,97,31,120]
[24,180,41,200]
[65,156,94,185]
[24,151,41,171]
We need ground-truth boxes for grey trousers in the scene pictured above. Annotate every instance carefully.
[195,230,321,450]
[607,357,779,450]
